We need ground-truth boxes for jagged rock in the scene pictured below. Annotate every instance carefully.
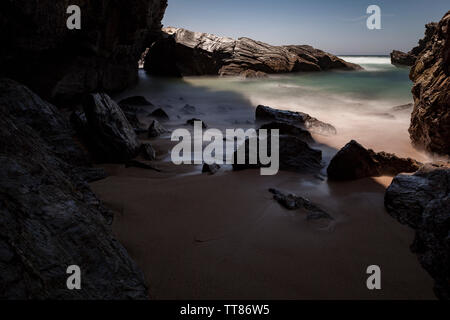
[259,121,314,143]
[148,119,168,138]
[202,163,220,174]
[233,135,322,173]
[390,50,416,66]
[385,163,450,299]
[327,140,422,181]
[269,188,333,220]
[118,97,153,130]
[0,79,90,167]
[391,22,438,67]
[186,119,208,128]
[140,143,157,161]
[150,108,170,121]
[83,93,140,162]
[0,1,168,104]
[145,27,362,77]
[181,104,197,114]
[409,11,450,155]
[255,105,337,135]
[0,84,147,299]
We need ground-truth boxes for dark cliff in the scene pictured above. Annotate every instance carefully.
[409,11,450,155]
[0,0,167,104]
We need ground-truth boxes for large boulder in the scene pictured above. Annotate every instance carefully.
[255,105,337,135]
[327,140,422,181]
[385,163,450,299]
[0,81,147,299]
[82,93,140,162]
[233,135,322,173]
[409,11,450,155]
[0,0,168,104]
[144,27,362,77]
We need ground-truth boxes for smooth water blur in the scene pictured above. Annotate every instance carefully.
[117,56,431,162]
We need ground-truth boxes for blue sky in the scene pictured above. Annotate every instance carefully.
[162,0,449,55]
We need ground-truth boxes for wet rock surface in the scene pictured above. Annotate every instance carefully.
[327,140,422,181]
[0,80,147,299]
[148,120,168,138]
[385,163,450,299]
[409,11,450,155]
[269,188,333,220]
[145,27,362,77]
[82,93,140,163]
[255,105,337,135]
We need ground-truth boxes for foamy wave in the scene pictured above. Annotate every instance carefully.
[339,56,391,65]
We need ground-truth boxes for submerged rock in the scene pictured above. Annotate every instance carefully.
[83,93,140,162]
[202,163,221,174]
[145,27,362,77]
[385,163,450,299]
[186,118,208,128]
[409,11,450,155]
[327,140,422,181]
[269,188,333,220]
[255,105,337,135]
[181,104,197,114]
[148,119,168,138]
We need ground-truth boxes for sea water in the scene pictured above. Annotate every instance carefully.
[116,56,432,162]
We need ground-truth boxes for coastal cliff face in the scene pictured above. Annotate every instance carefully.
[0,0,167,104]
[409,11,450,155]
[144,27,362,77]
[0,79,148,299]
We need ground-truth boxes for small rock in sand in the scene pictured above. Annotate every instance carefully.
[148,120,168,138]
[186,118,207,128]
[202,163,220,174]
[150,108,169,121]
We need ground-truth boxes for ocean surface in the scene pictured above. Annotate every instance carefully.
[117,56,432,162]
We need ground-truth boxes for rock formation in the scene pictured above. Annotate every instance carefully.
[0,79,147,299]
[0,0,168,104]
[385,163,450,299]
[232,135,322,173]
[327,140,422,181]
[391,22,438,66]
[255,105,337,135]
[144,27,362,77]
[409,11,450,155]
[268,188,333,220]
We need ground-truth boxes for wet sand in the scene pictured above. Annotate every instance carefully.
[91,162,435,299]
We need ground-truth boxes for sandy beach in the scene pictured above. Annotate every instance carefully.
[90,109,436,299]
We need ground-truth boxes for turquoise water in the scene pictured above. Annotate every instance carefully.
[118,56,428,160]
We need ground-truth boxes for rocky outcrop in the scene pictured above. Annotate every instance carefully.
[259,121,314,143]
[233,135,322,173]
[391,22,438,66]
[0,0,167,104]
[269,188,333,220]
[82,93,141,163]
[390,50,416,66]
[0,79,147,299]
[255,105,337,135]
[327,140,422,181]
[385,163,450,299]
[144,27,362,77]
[409,11,450,155]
